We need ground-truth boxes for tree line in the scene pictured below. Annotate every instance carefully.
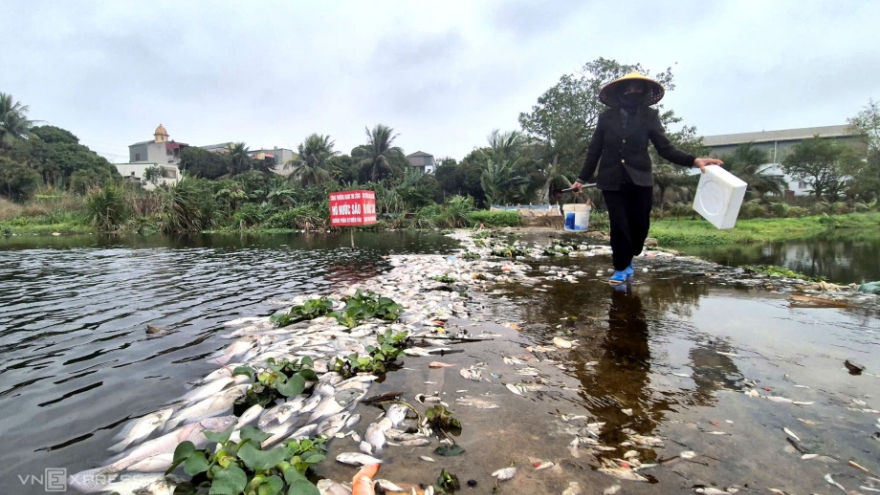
[2,57,879,228]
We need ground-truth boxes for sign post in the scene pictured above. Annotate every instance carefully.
[329,190,377,248]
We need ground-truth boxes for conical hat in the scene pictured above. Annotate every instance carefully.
[598,72,665,107]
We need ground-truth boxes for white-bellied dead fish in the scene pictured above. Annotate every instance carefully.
[459,368,482,381]
[317,412,350,438]
[108,408,174,453]
[491,466,516,481]
[126,452,174,472]
[385,403,408,427]
[211,339,254,365]
[365,422,387,455]
[336,452,383,466]
[455,396,499,409]
[308,387,367,423]
[552,337,574,349]
[165,385,248,430]
[783,427,800,441]
[316,479,352,495]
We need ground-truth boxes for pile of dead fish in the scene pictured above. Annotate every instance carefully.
[66,232,531,494]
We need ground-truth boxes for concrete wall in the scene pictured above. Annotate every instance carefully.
[129,143,149,162]
[708,135,864,163]
[113,162,181,190]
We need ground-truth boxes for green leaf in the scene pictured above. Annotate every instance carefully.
[167,441,195,474]
[288,479,320,495]
[209,464,248,495]
[300,356,313,368]
[232,366,255,380]
[298,369,318,382]
[240,426,272,444]
[204,427,234,445]
[434,444,466,456]
[276,374,305,397]
[300,453,325,465]
[238,442,286,471]
[283,466,307,485]
[257,476,284,495]
[184,450,210,476]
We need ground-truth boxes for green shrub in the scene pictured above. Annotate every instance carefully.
[234,203,265,228]
[786,206,808,218]
[770,202,788,217]
[86,186,128,231]
[162,179,217,234]
[467,210,520,227]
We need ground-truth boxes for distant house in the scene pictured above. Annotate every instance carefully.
[702,125,866,197]
[113,125,185,190]
[201,143,294,175]
[406,151,436,174]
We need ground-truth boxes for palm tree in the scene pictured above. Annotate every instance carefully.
[0,93,35,149]
[485,129,525,164]
[724,143,785,198]
[353,124,404,182]
[481,159,528,206]
[227,142,251,175]
[287,134,337,186]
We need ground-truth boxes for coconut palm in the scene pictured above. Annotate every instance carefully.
[227,142,251,175]
[481,159,529,206]
[0,93,35,149]
[287,134,337,186]
[485,129,526,164]
[354,124,404,182]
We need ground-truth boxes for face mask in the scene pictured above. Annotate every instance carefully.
[619,93,643,108]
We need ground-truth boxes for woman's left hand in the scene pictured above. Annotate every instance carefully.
[694,157,724,173]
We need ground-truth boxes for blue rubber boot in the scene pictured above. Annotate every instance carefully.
[624,262,634,279]
[608,270,628,285]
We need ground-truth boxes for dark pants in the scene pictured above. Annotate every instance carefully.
[602,183,653,271]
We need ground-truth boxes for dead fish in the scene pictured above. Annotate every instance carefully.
[765,396,793,404]
[419,456,435,462]
[375,480,407,492]
[602,485,619,495]
[109,408,174,453]
[503,356,525,365]
[506,383,524,396]
[491,466,516,481]
[696,489,731,495]
[459,368,482,381]
[801,453,818,460]
[552,337,573,349]
[680,451,697,459]
[792,401,814,406]
[598,465,647,482]
[336,452,382,466]
[824,473,847,492]
[364,422,387,455]
[533,461,554,470]
[429,361,455,368]
[397,438,432,447]
[563,482,582,495]
[782,427,800,441]
[455,396,499,409]
[715,351,739,357]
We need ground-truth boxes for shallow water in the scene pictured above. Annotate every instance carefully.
[671,237,880,285]
[1,232,879,494]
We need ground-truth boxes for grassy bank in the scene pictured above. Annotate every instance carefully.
[650,212,880,245]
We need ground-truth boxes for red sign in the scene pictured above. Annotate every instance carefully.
[329,190,377,226]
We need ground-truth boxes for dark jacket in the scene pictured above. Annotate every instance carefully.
[577,106,695,190]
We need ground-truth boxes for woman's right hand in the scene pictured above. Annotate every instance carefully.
[570,182,584,193]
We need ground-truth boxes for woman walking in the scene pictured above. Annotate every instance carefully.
[570,72,723,284]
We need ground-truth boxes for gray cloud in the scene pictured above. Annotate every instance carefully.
[1,0,878,162]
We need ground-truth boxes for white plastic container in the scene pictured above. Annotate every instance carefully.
[692,166,747,230]
[563,203,591,231]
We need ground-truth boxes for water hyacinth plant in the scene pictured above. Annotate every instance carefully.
[167,426,326,495]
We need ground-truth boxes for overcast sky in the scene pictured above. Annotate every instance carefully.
[3,0,878,163]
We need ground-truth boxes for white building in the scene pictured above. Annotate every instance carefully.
[113,125,185,190]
